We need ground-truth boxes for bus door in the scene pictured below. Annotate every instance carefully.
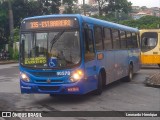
[83,25,97,91]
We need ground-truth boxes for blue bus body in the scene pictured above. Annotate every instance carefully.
[19,14,140,95]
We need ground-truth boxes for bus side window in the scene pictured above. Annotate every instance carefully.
[120,31,127,49]
[126,32,133,48]
[112,29,120,49]
[132,33,138,48]
[84,29,95,61]
[103,28,112,50]
[94,26,103,51]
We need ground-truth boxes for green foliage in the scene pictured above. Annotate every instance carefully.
[8,46,19,60]
[120,16,160,29]
[0,0,62,50]
[0,1,9,44]
[91,12,131,23]
[96,0,132,16]
[13,48,19,60]
[63,0,78,14]
[12,0,61,27]
[13,28,19,42]
[92,14,117,22]
[8,46,14,59]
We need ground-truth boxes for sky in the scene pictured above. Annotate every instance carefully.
[128,0,160,7]
[78,0,160,8]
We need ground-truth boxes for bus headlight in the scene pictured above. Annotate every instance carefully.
[70,70,84,82]
[20,72,30,82]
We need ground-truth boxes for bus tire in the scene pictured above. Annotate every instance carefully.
[124,64,133,82]
[158,64,160,68]
[94,73,103,95]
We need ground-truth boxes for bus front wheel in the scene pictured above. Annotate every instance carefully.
[158,64,160,68]
[94,73,103,95]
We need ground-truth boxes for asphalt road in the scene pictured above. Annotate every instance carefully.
[0,64,160,120]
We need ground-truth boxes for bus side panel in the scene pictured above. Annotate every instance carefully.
[129,49,141,73]
[84,60,98,92]
[114,50,129,81]
[104,51,115,84]
[141,55,160,64]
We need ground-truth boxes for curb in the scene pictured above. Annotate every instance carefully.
[0,61,18,65]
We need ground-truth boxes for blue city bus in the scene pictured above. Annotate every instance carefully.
[19,14,140,95]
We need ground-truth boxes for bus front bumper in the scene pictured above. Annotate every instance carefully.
[20,80,87,95]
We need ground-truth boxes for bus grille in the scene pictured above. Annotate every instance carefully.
[31,72,57,77]
[38,86,60,91]
[35,79,63,83]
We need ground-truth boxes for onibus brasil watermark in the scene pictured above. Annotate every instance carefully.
[2,112,42,118]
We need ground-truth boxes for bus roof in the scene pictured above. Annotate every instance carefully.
[139,29,160,33]
[81,15,138,32]
[23,14,139,32]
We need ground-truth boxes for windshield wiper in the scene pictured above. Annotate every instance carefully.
[50,30,65,52]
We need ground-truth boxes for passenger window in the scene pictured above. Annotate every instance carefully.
[120,31,127,49]
[84,29,95,61]
[104,28,112,50]
[126,32,133,48]
[132,33,138,48]
[112,29,120,49]
[94,26,103,51]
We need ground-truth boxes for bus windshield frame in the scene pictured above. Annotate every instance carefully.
[20,17,81,69]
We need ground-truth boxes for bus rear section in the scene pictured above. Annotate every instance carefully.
[140,29,160,67]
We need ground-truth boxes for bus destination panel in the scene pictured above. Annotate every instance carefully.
[23,18,79,30]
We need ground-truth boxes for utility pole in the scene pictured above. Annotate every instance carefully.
[8,0,14,48]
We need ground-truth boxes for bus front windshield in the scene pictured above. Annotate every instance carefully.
[20,30,81,68]
[141,32,158,52]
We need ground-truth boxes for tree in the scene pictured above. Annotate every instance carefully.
[37,0,62,14]
[8,0,14,48]
[95,0,132,17]
[141,6,147,11]
[120,16,160,29]
[48,0,61,14]
[63,0,78,14]
[96,0,107,16]
[0,0,9,45]
[12,0,29,27]
[104,0,132,14]
[11,0,62,27]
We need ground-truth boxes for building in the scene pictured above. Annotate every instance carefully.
[131,6,160,19]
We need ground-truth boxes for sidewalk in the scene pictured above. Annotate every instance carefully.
[0,60,18,65]
[145,72,160,88]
